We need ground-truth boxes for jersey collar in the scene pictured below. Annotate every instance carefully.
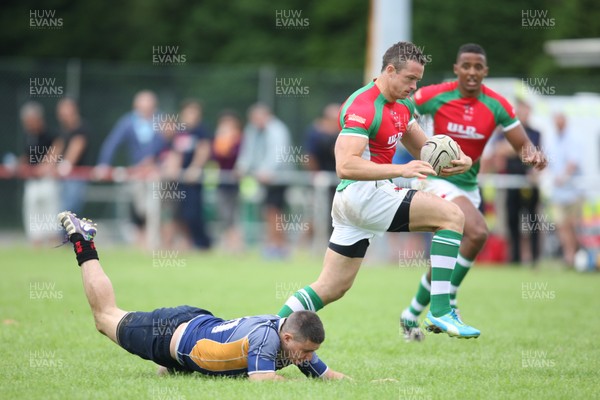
[277,317,287,333]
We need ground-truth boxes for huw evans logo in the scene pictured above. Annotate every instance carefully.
[275,77,310,97]
[521,10,555,28]
[152,45,187,65]
[522,77,556,95]
[29,10,63,29]
[275,10,309,29]
[30,78,64,97]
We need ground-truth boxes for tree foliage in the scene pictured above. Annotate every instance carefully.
[1,0,598,77]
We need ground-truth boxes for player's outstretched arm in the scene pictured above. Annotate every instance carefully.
[248,372,286,381]
[504,125,547,170]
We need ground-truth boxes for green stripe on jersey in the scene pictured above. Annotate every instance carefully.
[336,83,393,192]
[397,98,417,116]
[368,94,387,139]
[418,88,461,115]
[339,81,376,133]
[478,93,519,128]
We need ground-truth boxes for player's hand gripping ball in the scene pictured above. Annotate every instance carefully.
[420,134,460,175]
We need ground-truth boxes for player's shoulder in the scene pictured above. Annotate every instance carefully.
[250,314,281,322]
[396,98,417,115]
[244,316,281,347]
[414,81,459,104]
[344,83,379,109]
[244,315,281,331]
[480,84,514,112]
[341,83,379,126]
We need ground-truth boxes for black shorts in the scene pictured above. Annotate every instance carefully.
[264,185,286,209]
[116,305,212,370]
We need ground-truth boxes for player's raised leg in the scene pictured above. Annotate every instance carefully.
[57,211,127,343]
[406,191,480,338]
[79,259,127,343]
[278,248,363,317]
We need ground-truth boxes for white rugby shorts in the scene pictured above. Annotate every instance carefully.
[411,177,481,208]
[330,180,413,246]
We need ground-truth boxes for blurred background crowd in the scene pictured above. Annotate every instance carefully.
[5,88,595,270]
[1,0,599,270]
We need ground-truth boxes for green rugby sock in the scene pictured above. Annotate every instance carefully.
[430,230,462,317]
[449,253,474,308]
[277,285,324,317]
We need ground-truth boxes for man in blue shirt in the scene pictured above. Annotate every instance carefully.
[97,90,165,169]
[57,211,347,381]
[94,90,165,241]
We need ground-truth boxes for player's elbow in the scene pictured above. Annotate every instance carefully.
[336,160,352,179]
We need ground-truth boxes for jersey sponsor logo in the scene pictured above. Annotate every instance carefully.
[347,113,366,125]
[446,122,485,139]
[387,132,402,146]
[211,318,242,333]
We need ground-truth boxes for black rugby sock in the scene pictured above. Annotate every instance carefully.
[69,233,99,266]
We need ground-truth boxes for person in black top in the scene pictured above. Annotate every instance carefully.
[498,99,542,265]
[55,97,91,214]
[304,103,341,238]
[165,99,212,250]
[305,103,340,174]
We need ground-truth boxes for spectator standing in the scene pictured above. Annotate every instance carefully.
[548,113,583,267]
[305,103,340,173]
[19,101,60,245]
[212,110,243,251]
[236,103,292,259]
[95,90,165,245]
[166,99,212,250]
[497,100,542,265]
[55,97,90,214]
[304,103,341,240]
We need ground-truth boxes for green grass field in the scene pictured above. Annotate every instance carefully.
[1,246,599,399]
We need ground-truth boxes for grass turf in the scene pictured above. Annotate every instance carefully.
[1,246,599,399]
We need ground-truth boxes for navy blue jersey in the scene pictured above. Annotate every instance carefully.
[176,314,328,377]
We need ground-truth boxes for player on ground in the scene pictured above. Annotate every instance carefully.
[57,211,347,381]
[277,41,481,338]
[400,43,547,341]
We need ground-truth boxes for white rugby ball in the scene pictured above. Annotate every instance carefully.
[420,135,460,174]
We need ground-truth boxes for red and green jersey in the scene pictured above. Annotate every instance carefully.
[413,81,520,189]
[337,80,416,191]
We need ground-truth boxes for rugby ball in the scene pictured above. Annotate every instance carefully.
[420,135,460,174]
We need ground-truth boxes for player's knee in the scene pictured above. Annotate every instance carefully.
[92,311,112,336]
[467,223,488,248]
[93,315,106,334]
[440,202,464,232]
[318,280,353,303]
[329,284,351,302]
